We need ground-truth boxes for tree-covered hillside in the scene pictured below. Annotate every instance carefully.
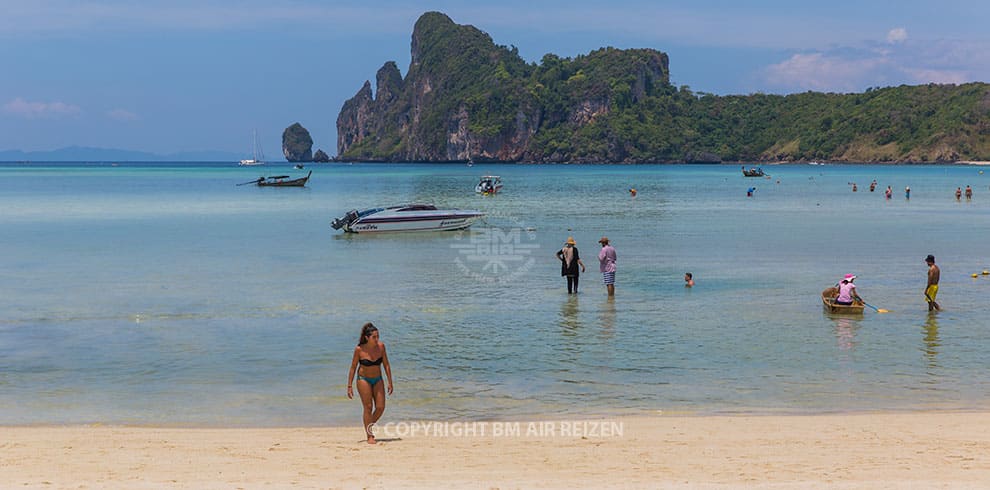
[337,12,990,163]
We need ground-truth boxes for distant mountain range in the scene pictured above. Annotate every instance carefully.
[0,146,253,162]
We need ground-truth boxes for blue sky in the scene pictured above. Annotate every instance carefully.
[2,0,989,158]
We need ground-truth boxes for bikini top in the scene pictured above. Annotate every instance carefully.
[359,356,383,366]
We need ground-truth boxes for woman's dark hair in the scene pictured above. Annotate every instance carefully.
[358,322,378,345]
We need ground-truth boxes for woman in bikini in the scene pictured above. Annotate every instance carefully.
[347,322,393,444]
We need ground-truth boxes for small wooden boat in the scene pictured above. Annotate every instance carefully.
[742,167,765,177]
[821,287,865,314]
[257,170,311,187]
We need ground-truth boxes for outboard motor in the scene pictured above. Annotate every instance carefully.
[331,209,360,230]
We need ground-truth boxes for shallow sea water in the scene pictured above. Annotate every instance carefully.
[1,162,989,426]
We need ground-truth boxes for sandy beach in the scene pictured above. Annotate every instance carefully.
[2,412,988,489]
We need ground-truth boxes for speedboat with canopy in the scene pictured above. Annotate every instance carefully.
[475,175,503,194]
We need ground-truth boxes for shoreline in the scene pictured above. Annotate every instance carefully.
[3,411,988,488]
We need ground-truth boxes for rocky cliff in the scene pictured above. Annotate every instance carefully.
[336,12,990,163]
[313,149,330,162]
[337,12,669,162]
[282,123,314,162]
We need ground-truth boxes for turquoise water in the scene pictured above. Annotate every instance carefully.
[1,162,989,426]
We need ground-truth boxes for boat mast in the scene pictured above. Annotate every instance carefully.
[253,129,265,163]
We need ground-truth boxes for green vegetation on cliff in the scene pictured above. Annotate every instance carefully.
[337,12,990,163]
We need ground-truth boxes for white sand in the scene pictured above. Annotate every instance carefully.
[2,412,989,489]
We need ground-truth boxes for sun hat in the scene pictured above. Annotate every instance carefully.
[843,274,856,281]
[565,237,576,245]
[925,254,935,263]
[598,236,609,244]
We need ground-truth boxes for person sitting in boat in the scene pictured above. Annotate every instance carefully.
[834,274,862,305]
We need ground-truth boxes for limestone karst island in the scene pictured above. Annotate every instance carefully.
[282,12,990,164]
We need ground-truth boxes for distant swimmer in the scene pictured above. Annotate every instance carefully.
[684,272,694,288]
[885,186,892,199]
[747,187,756,197]
[869,180,877,192]
[852,183,858,192]
[629,188,637,197]
[905,186,911,199]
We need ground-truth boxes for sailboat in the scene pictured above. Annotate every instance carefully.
[239,130,266,166]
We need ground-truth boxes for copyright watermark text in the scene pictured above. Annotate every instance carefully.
[368,420,623,438]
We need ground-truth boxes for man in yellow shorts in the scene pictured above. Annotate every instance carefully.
[925,254,941,311]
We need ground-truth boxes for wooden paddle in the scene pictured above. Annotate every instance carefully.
[862,301,890,313]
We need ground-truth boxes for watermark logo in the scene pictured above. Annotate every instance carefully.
[451,209,538,283]
[368,420,624,438]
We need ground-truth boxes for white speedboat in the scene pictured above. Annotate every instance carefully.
[331,204,485,233]
[475,175,503,194]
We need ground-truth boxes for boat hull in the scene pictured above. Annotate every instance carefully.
[475,185,503,194]
[346,213,483,233]
[258,171,311,187]
[332,204,485,233]
[821,287,865,314]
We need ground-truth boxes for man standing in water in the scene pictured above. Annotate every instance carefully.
[925,254,941,312]
[598,237,617,297]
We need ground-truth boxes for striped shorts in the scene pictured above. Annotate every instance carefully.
[602,271,615,285]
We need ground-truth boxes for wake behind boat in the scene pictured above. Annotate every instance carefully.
[330,204,485,233]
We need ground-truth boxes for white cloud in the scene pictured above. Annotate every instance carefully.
[763,53,888,93]
[107,109,139,121]
[904,68,968,85]
[760,30,990,94]
[887,28,908,44]
[3,97,82,119]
